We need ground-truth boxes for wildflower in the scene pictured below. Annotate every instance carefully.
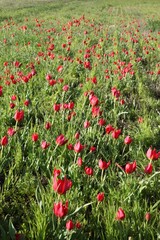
[112,129,121,139]
[45,122,52,130]
[53,103,61,112]
[145,212,151,221]
[56,134,68,146]
[0,86,3,96]
[63,85,69,91]
[77,157,83,166]
[1,136,8,146]
[144,163,153,174]
[10,103,16,109]
[14,110,24,122]
[32,133,39,142]
[57,65,63,72]
[24,99,30,106]
[84,120,90,128]
[7,128,16,136]
[74,141,85,153]
[105,124,114,134]
[98,118,106,126]
[75,132,80,139]
[75,222,81,229]
[92,106,102,117]
[124,136,133,145]
[99,159,110,170]
[85,166,93,176]
[111,87,120,99]
[53,201,68,218]
[66,220,74,230]
[146,147,160,160]
[67,143,74,150]
[116,208,125,220]
[97,192,105,202]
[90,146,96,152]
[125,160,136,174]
[89,95,99,106]
[41,141,50,149]
[53,172,72,195]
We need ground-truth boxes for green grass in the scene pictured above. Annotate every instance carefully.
[0,0,160,239]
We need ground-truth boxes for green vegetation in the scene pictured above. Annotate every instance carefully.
[0,0,160,239]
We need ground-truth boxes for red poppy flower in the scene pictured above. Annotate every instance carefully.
[125,160,136,174]
[1,136,8,146]
[56,134,68,146]
[85,166,93,176]
[41,141,50,149]
[53,201,68,218]
[53,172,72,195]
[74,141,85,153]
[146,147,160,160]
[66,220,74,230]
[116,208,125,220]
[32,133,39,142]
[57,65,63,72]
[124,136,133,145]
[7,128,16,136]
[14,110,24,122]
[97,192,105,202]
[99,159,111,170]
[144,163,153,174]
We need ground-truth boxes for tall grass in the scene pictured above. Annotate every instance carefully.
[0,0,160,239]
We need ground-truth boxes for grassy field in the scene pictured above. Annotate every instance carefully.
[0,0,160,239]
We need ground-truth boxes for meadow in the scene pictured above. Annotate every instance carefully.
[0,0,160,239]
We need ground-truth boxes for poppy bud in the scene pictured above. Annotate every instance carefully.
[11,95,17,101]
[10,102,16,109]
[45,122,51,130]
[75,132,80,139]
[97,192,105,202]
[85,166,93,176]
[67,144,74,150]
[77,157,83,166]
[90,146,96,152]
[66,220,74,230]
[24,99,30,106]
[32,133,39,142]
[144,163,153,174]
[145,212,151,221]
[0,86,3,96]
[1,136,8,146]
[75,221,81,229]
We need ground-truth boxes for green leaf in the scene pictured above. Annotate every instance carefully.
[0,225,7,240]
[9,218,16,240]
